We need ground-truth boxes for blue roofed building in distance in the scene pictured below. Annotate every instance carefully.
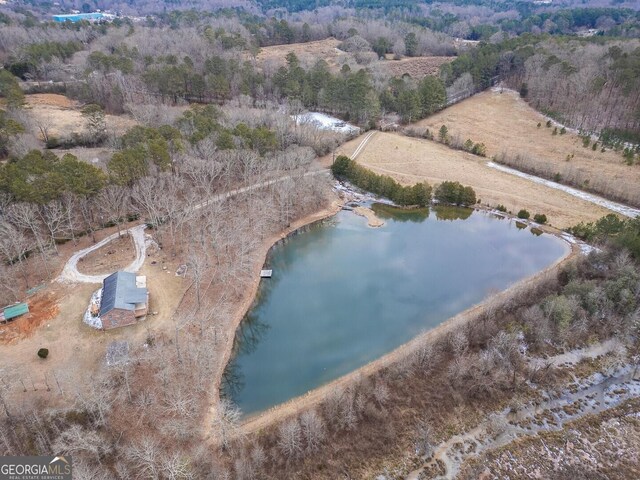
[52,13,105,23]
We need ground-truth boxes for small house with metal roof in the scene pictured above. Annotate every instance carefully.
[99,272,148,329]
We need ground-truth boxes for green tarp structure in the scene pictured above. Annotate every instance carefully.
[3,303,29,321]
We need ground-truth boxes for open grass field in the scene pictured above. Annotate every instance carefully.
[350,131,612,228]
[413,89,640,207]
[255,37,453,78]
[25,93,137,140]
[256,38,349,70]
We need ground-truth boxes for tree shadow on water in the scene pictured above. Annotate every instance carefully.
[221,311,270,400]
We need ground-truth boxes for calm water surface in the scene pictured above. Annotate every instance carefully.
[223,205,568,415]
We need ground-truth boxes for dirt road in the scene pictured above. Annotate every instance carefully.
[57,169,331,284]
[488,162,640,218]
[57,224,147,284]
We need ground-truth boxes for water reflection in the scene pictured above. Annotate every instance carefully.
[234,310,270,356]
[222,311,270,400]
[434,205,473,221]
[222,206,567,415]
[371,203,474,222]
[372,203,430,222]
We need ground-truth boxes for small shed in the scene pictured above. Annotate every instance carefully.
[99,272,148,330]
[2,303,29,323]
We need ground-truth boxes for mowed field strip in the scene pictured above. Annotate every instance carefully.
[352,131,612,228]
[413,89,640,207]
[254,37,454,78]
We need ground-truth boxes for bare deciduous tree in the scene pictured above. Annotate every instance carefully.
[125,437,161,479]
[97,185,131,237]
[212,399,241,451]
[277,418,303,460]
[300,409,325,453]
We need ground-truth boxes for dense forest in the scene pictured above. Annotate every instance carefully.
[0,2,637,140]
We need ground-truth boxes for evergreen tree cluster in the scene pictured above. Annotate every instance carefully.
[331,155,432,207]
[6,41,84,79]
[433,181,477,206]
[0,109,24,157]
[274,54,381,125]
[139,51,448,126]
[0,71,25,109]
[567,214,640,259]
[380,76,446,123]
[0,150,106,203]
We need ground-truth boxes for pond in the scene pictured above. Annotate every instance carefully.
[222,205,568,416]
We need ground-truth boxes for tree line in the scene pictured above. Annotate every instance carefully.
[567,214,640,259]
[332,155,478,208]
[332,155,432,207]
[442,35,640,141]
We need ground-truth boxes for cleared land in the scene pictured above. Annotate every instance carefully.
[413,89,640,207]
[254,37,453,78]
[25,93,137,140]
[352,131,612,228]
[380,55,453,79]
[256,38,349,70]
[0,223,187,405]
[76,232,136,276]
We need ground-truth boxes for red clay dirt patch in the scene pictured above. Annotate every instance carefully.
[0,291,59,345]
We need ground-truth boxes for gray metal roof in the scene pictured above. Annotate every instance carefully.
[100,272,148,316]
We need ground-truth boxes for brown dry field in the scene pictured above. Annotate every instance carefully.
[25,93,137,139]
[413,89,640,205]
[76,232,135,276]
[255,37,452,78]
[381,56,454,78]
[351,131,612,228]
[256,38,349,70]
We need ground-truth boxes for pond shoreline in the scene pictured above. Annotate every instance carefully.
[205,199,343,439]
[227,201,577,436]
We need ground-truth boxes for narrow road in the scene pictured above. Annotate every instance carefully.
[57,224,147,284]
[56,169,331,284]
[351,130,376,159]
[349,131,640,220]
[487,162,640,218]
